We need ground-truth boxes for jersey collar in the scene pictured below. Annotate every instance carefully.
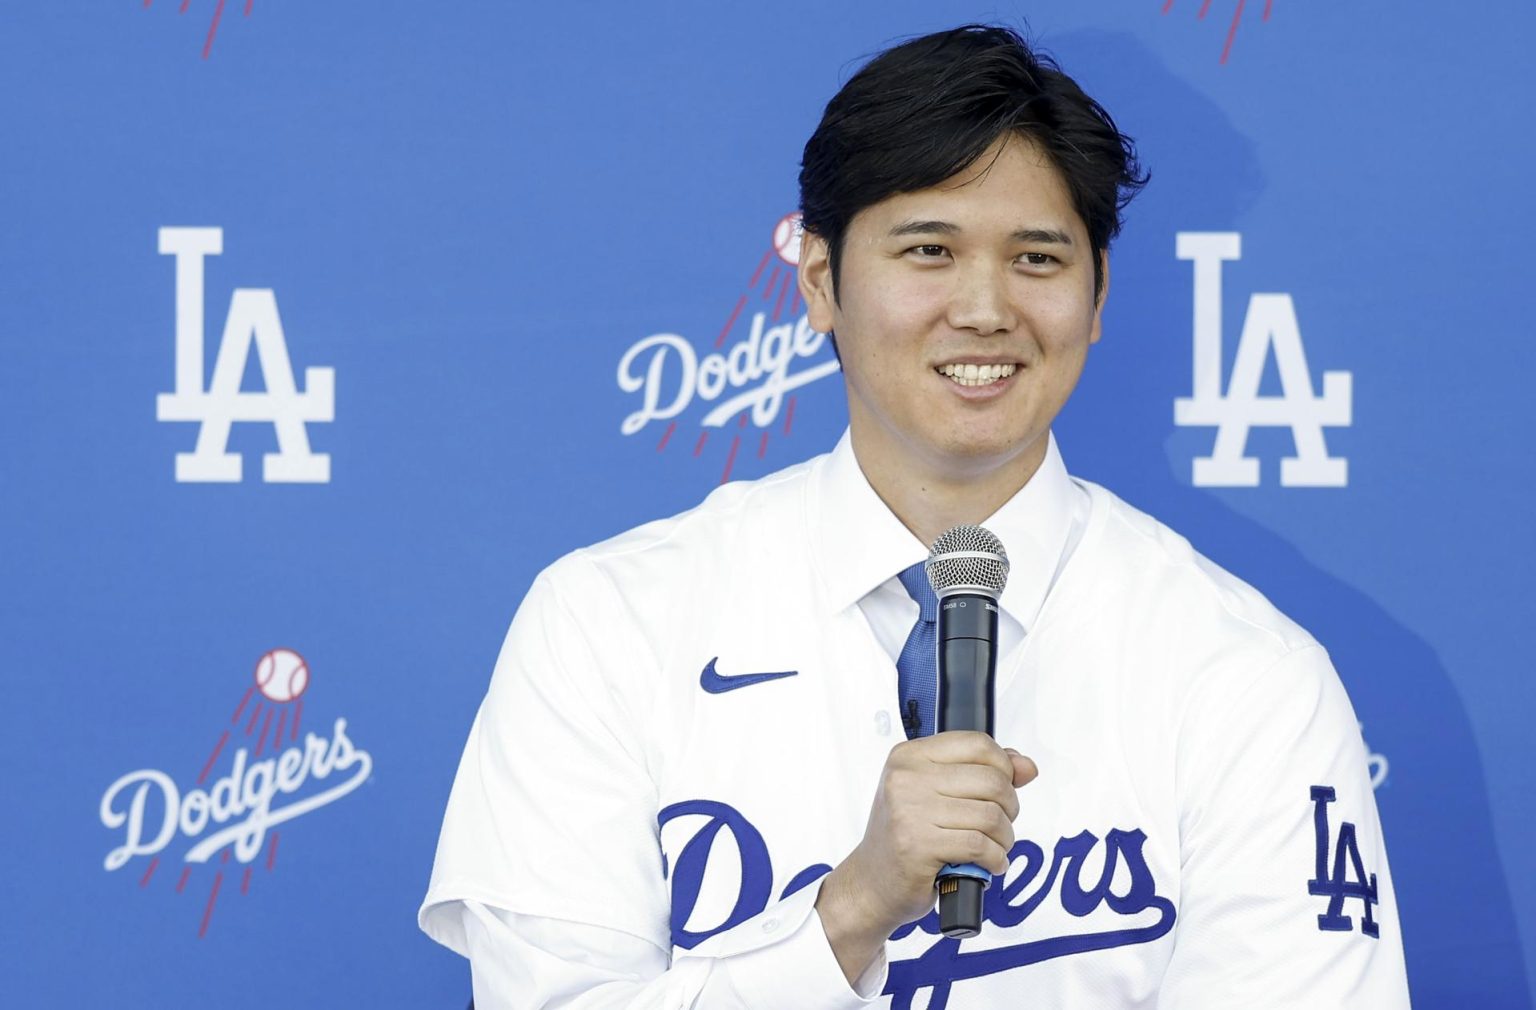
[810,429,1082,636]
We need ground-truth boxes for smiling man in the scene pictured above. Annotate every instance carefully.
[798,134,1104,549]
[421,25,1409,1009]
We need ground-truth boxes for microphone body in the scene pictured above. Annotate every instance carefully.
[924,526,1010,939]
[937,593,998,738]
[934,591,1000,937]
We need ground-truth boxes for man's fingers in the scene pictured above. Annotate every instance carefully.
[909,730,1015,778]
[1005,749,1039,787]
[932,796,1016,852]
[931,763,1019,819]
[886,737,1039,827]
[937,828,1012,876]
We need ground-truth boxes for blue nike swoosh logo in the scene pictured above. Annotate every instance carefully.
[699,657,799,694]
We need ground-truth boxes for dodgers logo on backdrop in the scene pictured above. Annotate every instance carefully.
[616,213,840,483]
[98,648,373,937]
[1361,723,1389,790]
[156,227,335,484]
[1173,232,1352,487]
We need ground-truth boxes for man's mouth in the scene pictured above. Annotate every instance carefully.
[936,362,1018,387]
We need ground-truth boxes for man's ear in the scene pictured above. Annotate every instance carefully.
[1090,250,1110,345]
[798,230,837,334]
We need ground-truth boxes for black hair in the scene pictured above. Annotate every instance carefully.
[799,24,1148,302]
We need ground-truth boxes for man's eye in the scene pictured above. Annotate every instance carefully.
[910,245,948,258]
[1020,252,1057,266]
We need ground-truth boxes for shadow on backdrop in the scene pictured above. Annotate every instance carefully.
[1054,28,1530,1007]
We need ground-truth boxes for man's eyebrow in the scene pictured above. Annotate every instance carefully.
[887,220,1074,245]
[889,219,960,237]
[1012,228,1074,245]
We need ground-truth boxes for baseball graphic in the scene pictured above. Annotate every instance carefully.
[772,212,802,266]
[254,648,310,703]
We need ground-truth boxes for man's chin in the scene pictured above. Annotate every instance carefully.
[925,431,1046,479]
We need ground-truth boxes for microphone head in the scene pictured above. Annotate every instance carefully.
[925,525,1009,598]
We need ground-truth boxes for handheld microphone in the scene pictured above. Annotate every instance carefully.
[924,524,1009,939]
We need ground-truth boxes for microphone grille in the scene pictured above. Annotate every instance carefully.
[925,524,1009,595]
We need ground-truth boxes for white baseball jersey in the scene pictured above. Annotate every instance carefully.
[421,432,1408,1009]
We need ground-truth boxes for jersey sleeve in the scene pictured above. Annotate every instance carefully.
[419,559,885,1009]
[419,565,671,950]
[1157,644,1410,1008]
[461,889,886,1009]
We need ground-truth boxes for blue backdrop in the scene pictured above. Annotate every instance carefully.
[2,2,1531,1006]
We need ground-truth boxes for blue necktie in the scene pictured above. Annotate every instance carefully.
[896,561,938,739]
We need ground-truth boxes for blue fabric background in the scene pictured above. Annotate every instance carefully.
[2,2,1530,1005]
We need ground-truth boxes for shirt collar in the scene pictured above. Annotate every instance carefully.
[810,429,1080,635]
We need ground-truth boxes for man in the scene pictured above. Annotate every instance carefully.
[420,25,1409,1008]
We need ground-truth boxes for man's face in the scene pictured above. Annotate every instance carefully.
[799,135,1105,484]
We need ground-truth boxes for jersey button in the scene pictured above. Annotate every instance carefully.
[761,917,779,933]
[874,710,892,736]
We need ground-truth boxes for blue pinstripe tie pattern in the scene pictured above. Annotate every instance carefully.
[896,561,938,739]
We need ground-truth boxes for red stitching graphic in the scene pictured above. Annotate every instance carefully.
[1161,0,1274,64]
[142,0,255,60]
[651,213,821,475]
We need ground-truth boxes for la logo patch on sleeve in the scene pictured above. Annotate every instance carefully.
[1308,785,1380,938]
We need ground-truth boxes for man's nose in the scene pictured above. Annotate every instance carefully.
[946,262,1015,336]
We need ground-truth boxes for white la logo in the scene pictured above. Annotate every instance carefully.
[1173,233,1351,487]
[155,227,334,483]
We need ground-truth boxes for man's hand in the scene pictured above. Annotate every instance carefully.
[814,731,1038,985]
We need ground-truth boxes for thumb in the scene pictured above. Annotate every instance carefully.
[1004,748,1039,788]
